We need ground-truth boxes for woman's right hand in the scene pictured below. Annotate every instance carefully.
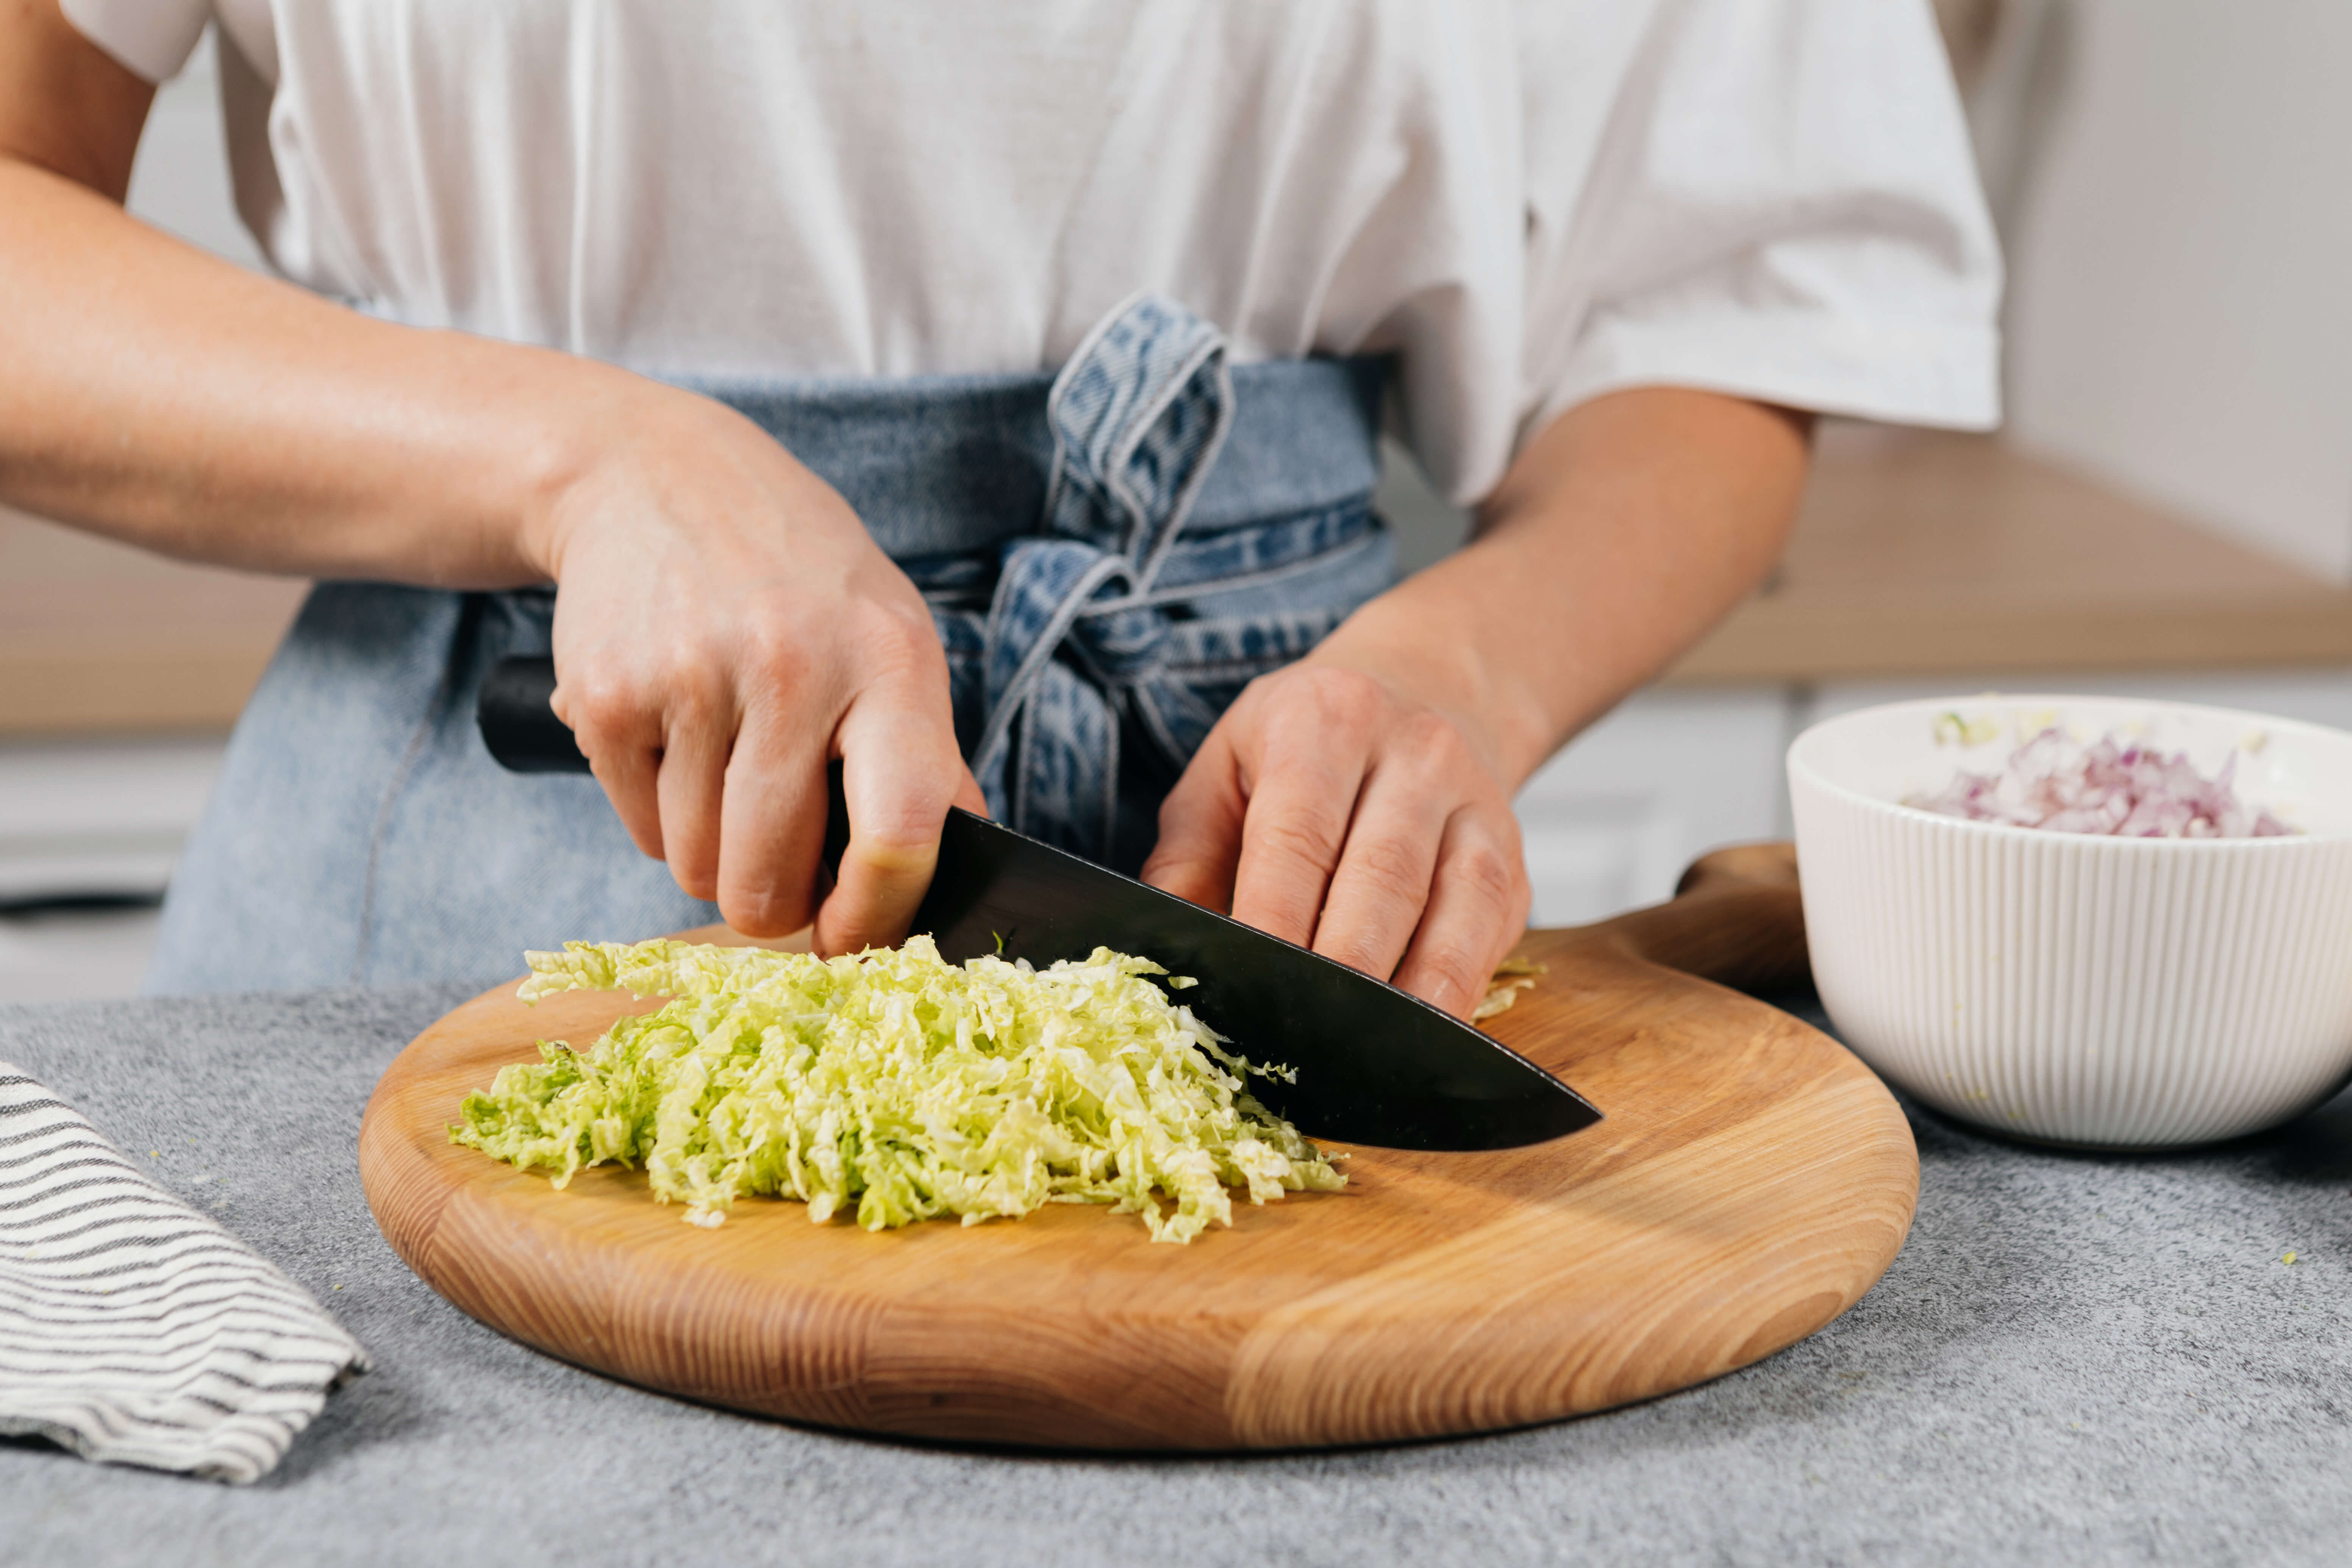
[3,5,980,948]
[533,387,985,953]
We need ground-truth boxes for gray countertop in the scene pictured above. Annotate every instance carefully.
[5,983,2350,1568]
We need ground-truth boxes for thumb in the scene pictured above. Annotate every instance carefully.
[811,696,963,955]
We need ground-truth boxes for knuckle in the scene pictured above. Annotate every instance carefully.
[1249,663,1385,739]
[870,604,944,666]
[850,805,944,867]
[564,673,641,745]
[843,760,964,861]
[1383,713,1483,794]
[1398,708,1458,756]
[835,599,939,683]
[744,618,817,683]
[1345,835,1431,908]
[1253,813,1348,874]
[1449,837,1524,908]
[1422,724,1482,782]
[1298,664,1387,729]
[661,660,730,729]
[720,883,806,940]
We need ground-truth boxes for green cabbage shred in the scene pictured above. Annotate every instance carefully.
[450,936,1344,1243]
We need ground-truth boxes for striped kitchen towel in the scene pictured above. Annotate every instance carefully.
[0,1062,367,1484]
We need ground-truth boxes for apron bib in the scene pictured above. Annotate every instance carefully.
[147,296,1392,991]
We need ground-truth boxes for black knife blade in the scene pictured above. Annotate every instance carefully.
[903,807,1600,1149]
[478,655,1600,1150]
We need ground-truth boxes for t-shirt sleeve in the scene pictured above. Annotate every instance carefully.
[1518,0,2002,448]
[60,0,214,84]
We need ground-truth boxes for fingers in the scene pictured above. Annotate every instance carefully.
[553,669,667,861]
[556,655,744,905]
[1148,665,1530,1016]
[653,672,735,902]
[1389,804,1531,1019]
[711,698,828,937]
[1307,738,1448,979]
[543,411,975,939]
[574,665,958,946]
[811,680,967,955]
[1225,675,1379,946]
[1140,730,1247,912]
[557,594,961,945]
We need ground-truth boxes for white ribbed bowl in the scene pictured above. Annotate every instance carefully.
[1789,695,2352,1147]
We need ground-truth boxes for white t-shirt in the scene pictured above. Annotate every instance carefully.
[67,0,2000,504]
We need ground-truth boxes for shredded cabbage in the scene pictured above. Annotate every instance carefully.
[450,936,1344,1243]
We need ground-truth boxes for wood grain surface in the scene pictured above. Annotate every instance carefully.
[1669,430,2352,684]
[358,842,1916,1450]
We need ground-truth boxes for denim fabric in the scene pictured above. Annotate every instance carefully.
[147,296,1390,991]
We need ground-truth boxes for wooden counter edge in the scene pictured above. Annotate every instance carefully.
[1665,593,2352,686]
[0,648,270,738]
[13,600,2352,738]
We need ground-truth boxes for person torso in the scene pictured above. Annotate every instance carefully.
[192,0,1620,499]
[92,0,1997,500]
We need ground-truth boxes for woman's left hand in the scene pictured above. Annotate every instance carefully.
[1138,388,1815,1019]
[1140,657,1529,1021]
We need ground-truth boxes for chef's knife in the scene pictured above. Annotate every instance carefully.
[478,655,1600,1150]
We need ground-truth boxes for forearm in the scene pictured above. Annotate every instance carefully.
[0,155,680,588]
[1313,387,1811,788]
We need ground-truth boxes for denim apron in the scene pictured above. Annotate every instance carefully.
[146,296,1394,991]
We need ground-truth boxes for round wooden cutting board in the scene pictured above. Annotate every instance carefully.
[359,844,1916,1450]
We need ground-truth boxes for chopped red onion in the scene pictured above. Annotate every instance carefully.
[1905,727,2296,838]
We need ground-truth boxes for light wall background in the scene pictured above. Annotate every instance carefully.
[1987,0,2352,581]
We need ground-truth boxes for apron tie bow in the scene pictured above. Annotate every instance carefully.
[970,294,1235,858]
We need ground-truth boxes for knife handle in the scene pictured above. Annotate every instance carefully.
[477,655,852,874]
[477,655,589,774]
